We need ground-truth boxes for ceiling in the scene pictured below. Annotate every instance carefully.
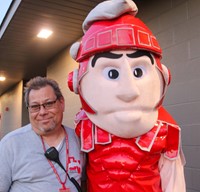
[0,0,143,96]
[0,0,105,95]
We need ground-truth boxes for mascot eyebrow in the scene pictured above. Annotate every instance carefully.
[127,50,154,64]
[91,50,154,67]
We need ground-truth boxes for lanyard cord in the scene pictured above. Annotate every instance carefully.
[41,129,69,189]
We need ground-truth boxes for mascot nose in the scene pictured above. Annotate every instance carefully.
[116,73,140,102]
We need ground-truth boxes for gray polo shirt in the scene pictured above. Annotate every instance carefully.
[0,124,85,192]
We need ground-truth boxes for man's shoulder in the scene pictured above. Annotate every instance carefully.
[0,124,32,144]
[63,125,75,134]
[63,125,79,141]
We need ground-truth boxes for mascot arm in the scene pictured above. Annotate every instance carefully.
[159,149,186,192]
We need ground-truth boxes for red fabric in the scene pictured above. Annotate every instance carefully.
[75,107,180,192]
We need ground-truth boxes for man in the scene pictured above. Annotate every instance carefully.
[68,0,186,191]
[0,76,85,192]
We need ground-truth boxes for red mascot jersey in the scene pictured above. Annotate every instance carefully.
[75,107,180,192]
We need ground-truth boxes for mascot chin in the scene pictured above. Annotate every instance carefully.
[68,0,186,191]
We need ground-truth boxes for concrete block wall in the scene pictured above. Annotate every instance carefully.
[136,0,200,191]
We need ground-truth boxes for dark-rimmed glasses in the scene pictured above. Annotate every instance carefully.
[28,98,58,113]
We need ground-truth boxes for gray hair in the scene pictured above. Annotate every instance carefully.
[24,76,63,107]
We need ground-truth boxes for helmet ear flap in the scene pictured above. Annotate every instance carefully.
[161,64,171,86]
[67,69,79,94]
[155,64,171,108]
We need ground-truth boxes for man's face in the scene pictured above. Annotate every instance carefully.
[28,85,65,136]
[80,50,163,138]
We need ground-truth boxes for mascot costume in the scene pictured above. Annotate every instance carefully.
[68,0,186,191]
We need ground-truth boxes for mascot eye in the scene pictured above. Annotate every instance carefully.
[108,69,119,79]
[133,67,144,78]
[103,67,119,80]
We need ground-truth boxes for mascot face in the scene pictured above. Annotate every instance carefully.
[80,49,164,138]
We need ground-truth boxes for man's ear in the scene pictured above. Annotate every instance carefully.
[59,96,65,112]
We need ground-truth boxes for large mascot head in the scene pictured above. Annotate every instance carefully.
[68,0,171,138]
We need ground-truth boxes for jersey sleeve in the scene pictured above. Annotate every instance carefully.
[159,151,186,192]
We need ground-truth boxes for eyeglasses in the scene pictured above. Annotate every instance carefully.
[28,98,58,113]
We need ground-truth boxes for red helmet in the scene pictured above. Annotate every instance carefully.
[76,14,162,63]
